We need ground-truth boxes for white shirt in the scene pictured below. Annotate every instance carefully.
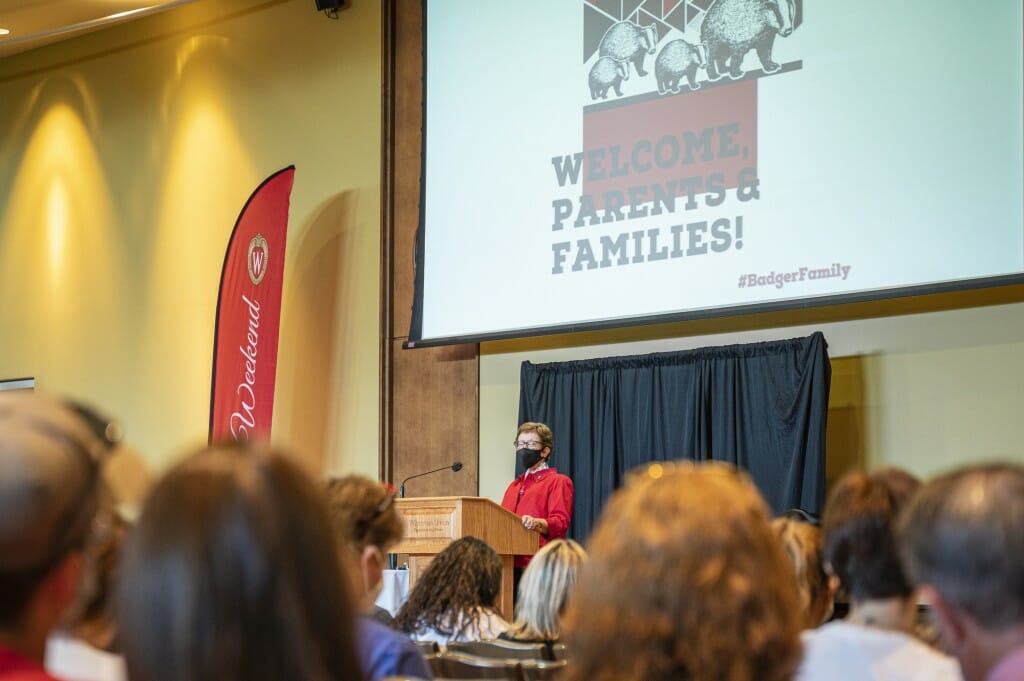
[45,635,127,681]
[412,607,510,647]
[526,462,549,476]
[795,621,963,681]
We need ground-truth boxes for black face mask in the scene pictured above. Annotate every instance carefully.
[517,448,544,470]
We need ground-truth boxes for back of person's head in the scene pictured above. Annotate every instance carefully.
[898,463,1024,633]
[563,462,802,681]
[0,392,113,634]
[869,466,921,509]
[822,470,913,602]
[325,475,402,552]
[324,475,402,613]
[395,535,502,637]
[60,509,131,651]
[118,443,361,681]
[773,517,831,628]
[510,538,587,641]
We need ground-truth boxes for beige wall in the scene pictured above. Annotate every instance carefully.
[478,303,1024,503]
[0,0,382,496]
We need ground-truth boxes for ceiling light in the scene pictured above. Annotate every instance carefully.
[0,29,11,37]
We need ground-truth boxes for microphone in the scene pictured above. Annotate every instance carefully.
[399,461,463,498]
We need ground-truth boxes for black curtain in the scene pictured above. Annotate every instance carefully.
[517,332,830,543]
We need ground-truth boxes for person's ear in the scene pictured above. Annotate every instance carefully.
[42,552,83,616]
[920,584,966,656]
[360,545,384,587]
[542,445,551,460]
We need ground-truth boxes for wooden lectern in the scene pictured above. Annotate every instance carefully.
[392,496,539,620]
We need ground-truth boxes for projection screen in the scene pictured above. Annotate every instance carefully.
[409,0,1024,346]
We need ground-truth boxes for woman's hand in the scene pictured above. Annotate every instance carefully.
[522,515,549,534]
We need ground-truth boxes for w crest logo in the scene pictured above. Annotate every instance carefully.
[247,235,268,286]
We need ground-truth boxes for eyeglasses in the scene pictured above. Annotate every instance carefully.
[513,440,546,450]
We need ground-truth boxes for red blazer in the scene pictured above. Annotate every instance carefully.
[500,467,574,568]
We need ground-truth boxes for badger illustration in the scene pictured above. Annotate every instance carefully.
[655,39,708,93]
[598,21,659,79]
[701,0,796,81]
[589,56,629,99]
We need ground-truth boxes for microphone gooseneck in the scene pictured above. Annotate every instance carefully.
[399,461,463,498]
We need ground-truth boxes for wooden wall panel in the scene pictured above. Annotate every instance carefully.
[382,0,480,492]
[391,339,478,497]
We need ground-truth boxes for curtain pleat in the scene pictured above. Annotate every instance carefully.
[517,332,831,543]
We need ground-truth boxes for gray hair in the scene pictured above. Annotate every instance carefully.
[509,539,587,640]
[898,463,1024,631]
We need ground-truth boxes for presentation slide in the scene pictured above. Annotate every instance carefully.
[413,0,1024,344]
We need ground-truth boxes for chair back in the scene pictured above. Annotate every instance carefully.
[429,651,521,681]
[414,639,441,656]
[447,639,550,660]
[518,659,568,681]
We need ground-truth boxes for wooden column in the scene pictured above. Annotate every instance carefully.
[381,0,480,496]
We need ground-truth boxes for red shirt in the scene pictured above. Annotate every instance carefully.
[0,646,58,681]
[500,467,574,568]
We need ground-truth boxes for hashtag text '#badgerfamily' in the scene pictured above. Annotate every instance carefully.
[738,264,851,289]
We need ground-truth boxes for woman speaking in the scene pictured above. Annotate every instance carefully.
[500,422,574,588]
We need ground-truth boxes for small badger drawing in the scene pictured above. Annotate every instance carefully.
[598,21,659,79]
[701,0,796,81]
[655,39,708,94]
[589,56,628,99]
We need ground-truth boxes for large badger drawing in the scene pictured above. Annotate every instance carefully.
[598,21,659,80]
[701,0,796,80]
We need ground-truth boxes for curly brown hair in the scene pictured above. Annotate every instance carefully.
[394,536,503,639]
[563,463,803,681]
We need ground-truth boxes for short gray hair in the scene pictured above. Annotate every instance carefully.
[898,463,1024,631]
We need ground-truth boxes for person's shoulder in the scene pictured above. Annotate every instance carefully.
[478,608,511,638]
[0,646,62,681]
[543,468,571,482]
[359,617,433,680]
[798,622,960,681]
[360,616,416,651]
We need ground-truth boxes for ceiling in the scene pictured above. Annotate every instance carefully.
[0,0,198,58]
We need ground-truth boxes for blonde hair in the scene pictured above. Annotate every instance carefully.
[773,517,830,628]
[564,463,802,681]
[508,539,587,641]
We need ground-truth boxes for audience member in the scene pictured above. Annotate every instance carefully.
[0,392,115,681]
[773,517,834,629]
[563,462,803,681]
[795,469,961,681]
[499,539,586,656]
[899,464,1024,681]
[395,536,508,646]
[46,509,130,681]
[870,466,921,509]
[325,476,432,680]
[117,443,362,681]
